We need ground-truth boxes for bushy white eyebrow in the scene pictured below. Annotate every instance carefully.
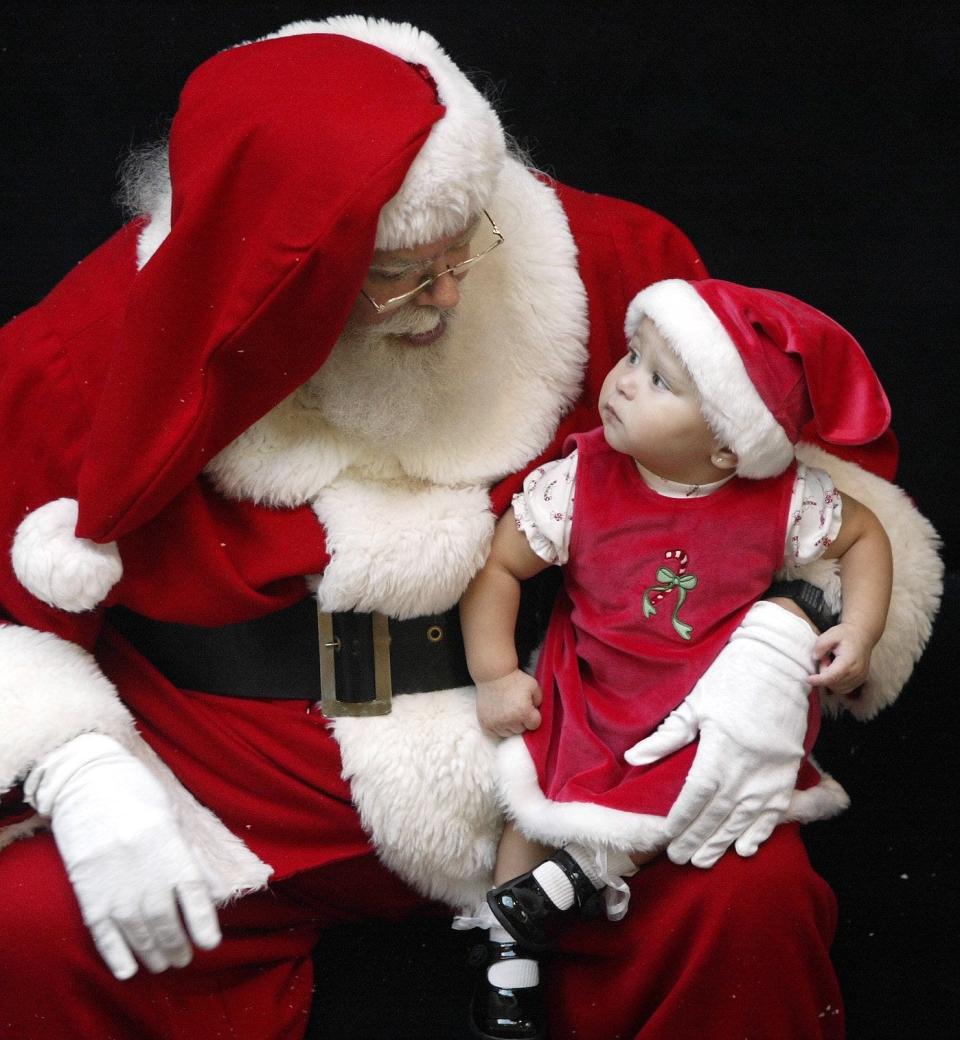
[368,223,479,277]
[368,258,428,277]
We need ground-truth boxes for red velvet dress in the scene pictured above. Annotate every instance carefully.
[523,428,821,836]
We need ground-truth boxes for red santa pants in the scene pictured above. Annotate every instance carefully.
[0,824,841,1039]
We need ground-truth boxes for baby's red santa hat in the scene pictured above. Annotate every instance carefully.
[625,279,892,478]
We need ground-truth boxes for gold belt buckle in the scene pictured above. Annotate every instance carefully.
[317,607,393,716]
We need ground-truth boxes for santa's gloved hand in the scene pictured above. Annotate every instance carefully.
[624,601,815,868]
[24,732,225,979]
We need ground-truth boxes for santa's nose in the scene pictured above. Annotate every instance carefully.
[414,270,462,310]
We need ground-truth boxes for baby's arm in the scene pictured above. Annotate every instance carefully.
[808,492,892,694]
[461,508,552,737]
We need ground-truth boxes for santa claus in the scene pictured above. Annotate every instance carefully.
[0,16,941,1040]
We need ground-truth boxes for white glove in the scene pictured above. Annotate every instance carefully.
[25,732,225,979]
[624,601,815,868]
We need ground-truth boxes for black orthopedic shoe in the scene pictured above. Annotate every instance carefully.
[486,849,603,952]
[468,939,547,1040]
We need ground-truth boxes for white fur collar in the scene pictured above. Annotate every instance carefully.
[308,478,495,618]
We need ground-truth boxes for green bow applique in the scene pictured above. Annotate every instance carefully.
[642,566,698,640]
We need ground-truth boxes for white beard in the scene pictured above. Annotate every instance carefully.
[297,306,460,446]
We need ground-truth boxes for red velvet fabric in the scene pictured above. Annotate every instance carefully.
[0,826,841,1039]
[0,832,426,1040]
[525,428,819,822]
[549,824,843,1040]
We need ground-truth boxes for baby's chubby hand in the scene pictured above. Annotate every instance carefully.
[475,670,543,738]
[808,622,874,696]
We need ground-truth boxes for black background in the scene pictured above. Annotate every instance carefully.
[1,4,956,1037]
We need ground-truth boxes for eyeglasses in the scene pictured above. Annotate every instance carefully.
[360,210,503,314]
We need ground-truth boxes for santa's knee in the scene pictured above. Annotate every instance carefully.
[683,824,838,949]
[551,829,842,1040]
[0,832,94,984]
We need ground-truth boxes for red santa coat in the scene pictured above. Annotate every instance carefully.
[0,155,714,906]
[0,28,932,919]
[517,430,823,849]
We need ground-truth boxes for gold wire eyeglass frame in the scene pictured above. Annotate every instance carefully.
[359,210,503,314]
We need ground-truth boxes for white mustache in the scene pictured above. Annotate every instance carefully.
[378,306,454,337]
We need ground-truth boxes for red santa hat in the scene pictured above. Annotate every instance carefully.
[12,19,509,611]
[73,19,506,544]
[262,16,506,249]
[625,279,892,478]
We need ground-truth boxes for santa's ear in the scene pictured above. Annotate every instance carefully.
[711,447,739,472]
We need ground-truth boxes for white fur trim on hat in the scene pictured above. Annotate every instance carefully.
[266,16,507,249]
[0,623,272,895]
[626,280,795,478]
[136,19,507,267]
[11,498,122,612]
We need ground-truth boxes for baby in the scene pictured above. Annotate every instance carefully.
[460,278,893,1039]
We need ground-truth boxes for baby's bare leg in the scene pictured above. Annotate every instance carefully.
[495,820,554,884]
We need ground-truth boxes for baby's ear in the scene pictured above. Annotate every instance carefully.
[711,447,739,472]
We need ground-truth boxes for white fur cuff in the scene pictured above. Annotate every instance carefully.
[0,624,272,897]
[0,625,136,791]
[790,443,944,718]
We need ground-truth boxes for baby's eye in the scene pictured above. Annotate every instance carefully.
[651,371,670,390]
[626,349,641,366]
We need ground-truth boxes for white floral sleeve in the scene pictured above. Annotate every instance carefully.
[784,463,843,566]
[511,450,578,564]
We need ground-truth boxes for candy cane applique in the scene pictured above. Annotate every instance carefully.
[642,549,698,640]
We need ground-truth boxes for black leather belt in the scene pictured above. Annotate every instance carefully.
[106,570,562,717]
[107,598,472,716]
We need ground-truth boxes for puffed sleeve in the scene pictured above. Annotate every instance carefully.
[511,450,578,564]
[783,463,843,566]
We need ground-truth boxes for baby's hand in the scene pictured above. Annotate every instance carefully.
[808,622,874,696]
[475,670,543,738]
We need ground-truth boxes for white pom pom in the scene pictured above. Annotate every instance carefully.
[11,498,122,612]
